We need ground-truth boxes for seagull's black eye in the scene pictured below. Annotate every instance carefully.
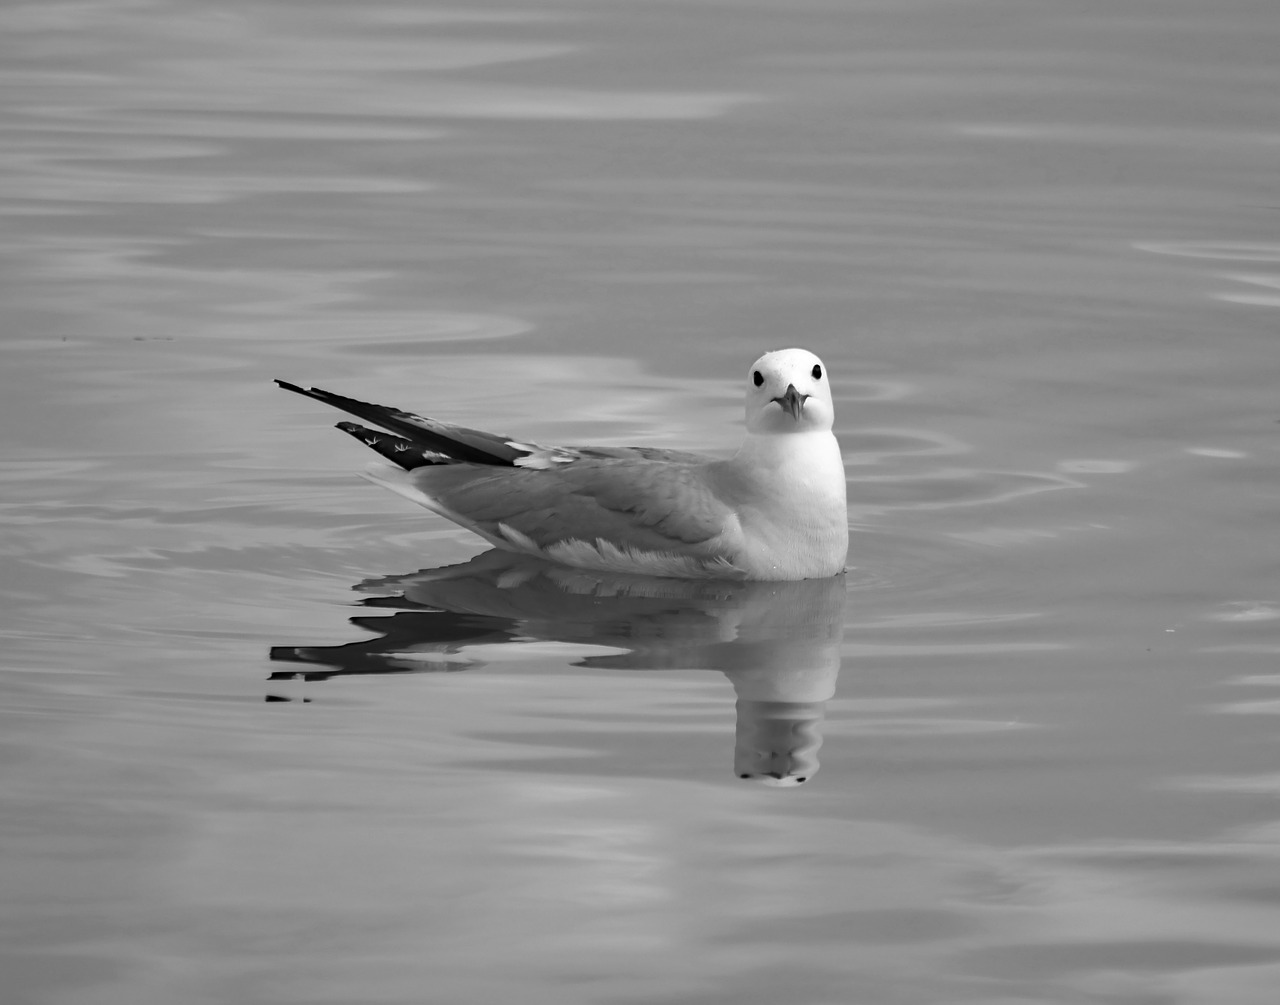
[752,370,764,387]
[811,364,822,380]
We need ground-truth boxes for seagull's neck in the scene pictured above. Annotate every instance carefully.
[734,428,840,473]
[729,430,846,510]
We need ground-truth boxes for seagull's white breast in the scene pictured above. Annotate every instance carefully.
[714,430,848,579]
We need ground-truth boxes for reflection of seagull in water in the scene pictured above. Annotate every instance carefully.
[276,348,847,581]
[271,551,847,786]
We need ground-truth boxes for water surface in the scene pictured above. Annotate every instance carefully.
[3,1,1279,1002]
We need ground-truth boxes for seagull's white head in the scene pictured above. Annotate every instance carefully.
[744,348,835,435]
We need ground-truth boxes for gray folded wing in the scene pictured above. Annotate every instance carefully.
[417,455,733,553]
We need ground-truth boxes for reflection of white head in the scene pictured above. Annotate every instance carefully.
[744,347,835,435]
[733,700,826,787]
[727,666,835,788]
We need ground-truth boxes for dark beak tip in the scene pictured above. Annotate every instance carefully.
[773,384,807,419]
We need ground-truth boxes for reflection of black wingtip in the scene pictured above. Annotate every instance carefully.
[268,624,482,681]
[268,645,332,681]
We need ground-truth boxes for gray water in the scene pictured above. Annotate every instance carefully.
[3,1,1279,1002]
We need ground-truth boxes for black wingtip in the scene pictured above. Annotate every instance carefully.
[275,380,393,418]
[334,421,444,470]
[275,377,527,467]
[276,379,326,404]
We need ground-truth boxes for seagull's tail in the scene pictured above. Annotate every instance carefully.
[275,380,527,467]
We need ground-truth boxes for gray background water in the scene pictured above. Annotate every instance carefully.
[3,1,1279,1002]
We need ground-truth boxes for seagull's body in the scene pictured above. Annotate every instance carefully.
[277,348,848,581]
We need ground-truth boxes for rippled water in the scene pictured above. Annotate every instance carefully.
[3,1,1279,1002]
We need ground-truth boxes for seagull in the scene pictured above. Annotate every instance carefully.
[276,348,848,581]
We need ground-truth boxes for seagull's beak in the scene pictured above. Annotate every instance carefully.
[772,384,808,420]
